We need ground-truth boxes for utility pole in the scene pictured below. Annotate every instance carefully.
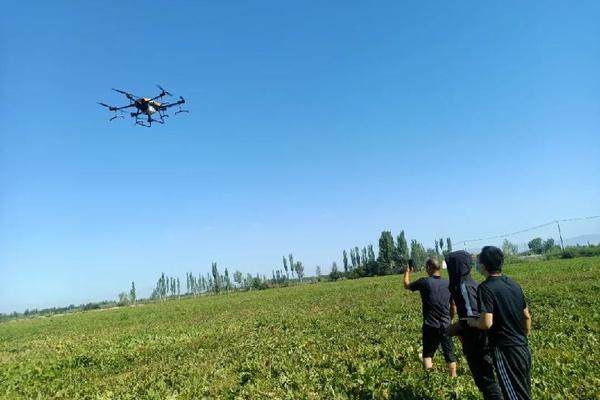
[556,220,565,251]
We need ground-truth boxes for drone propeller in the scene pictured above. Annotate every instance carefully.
[98,102,118,111]
[156,84,173,97]
[112,88,138,101]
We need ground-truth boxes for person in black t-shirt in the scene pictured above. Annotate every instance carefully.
[404,257,457,377]
[468,246,532,400]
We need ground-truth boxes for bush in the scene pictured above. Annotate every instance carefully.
[559,244,600,259]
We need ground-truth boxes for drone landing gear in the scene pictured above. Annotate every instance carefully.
[175,106,189,115]
[134,115,166,128]
[109,114,124,122]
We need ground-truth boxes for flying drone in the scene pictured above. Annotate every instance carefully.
[98,85,189,127]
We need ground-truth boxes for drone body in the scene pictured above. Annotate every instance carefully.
[98,85,189,127]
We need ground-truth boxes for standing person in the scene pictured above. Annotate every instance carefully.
[403,257,457,377]
[446,251,503,399]
[468,246,532,400]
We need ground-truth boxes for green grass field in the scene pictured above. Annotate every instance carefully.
[1,257,599,399]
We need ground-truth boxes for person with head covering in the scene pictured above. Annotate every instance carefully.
[446,250,503,399]
[403,257,457,377]
[467,246,532,400]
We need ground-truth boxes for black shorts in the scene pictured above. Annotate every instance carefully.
[422,324,457,363]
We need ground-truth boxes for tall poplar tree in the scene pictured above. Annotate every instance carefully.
[377,231,396,274]
[211,263,220,293]
[395,230,410,267]
[343,250,349,272]
[367,245,375,263]
[295,261,305,280]
[283,256,289,278]
[410,240,427,271]
[224,268,231,291]
[130,281,136,304]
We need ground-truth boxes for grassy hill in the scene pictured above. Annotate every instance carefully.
[1,257,599,399]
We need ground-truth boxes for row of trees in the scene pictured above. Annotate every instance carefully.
[501,237,559,256]
[332,231,452,280]
[150,274,182,300]
[5,230,596,321]
[281,253,305,280]
[145,255,307,302]
[527,237,559,255]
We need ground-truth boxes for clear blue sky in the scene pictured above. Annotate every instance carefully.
[1,1,599,313]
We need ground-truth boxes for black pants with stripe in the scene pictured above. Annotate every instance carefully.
[464,349,503,400]
[492,345,532,400]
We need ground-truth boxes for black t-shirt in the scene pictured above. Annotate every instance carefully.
[409,276,452,328]
[477,275,528,347]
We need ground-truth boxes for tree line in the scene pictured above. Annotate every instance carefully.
[326,230,452,280]
[3,232,599,321]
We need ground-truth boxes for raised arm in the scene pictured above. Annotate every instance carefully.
[403,266,411,290]
[523,307,531,336]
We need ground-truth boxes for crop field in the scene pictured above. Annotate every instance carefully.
[1,257,599,399]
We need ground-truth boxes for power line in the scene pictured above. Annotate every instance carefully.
[454,215,600,248]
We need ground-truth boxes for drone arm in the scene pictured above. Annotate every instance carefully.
[112,88,141,101]
[160,97,186,109]
[113,104,136,111]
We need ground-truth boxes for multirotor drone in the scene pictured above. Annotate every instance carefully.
[98,85,189,127]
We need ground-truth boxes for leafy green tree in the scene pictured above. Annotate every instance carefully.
[543,238,556,253]
[224,268,232,291]
[288,254,294,278]
[361,247,367,265]
[329,262,341,280]
[410,240,427,271]
[354,246,361,266]
[233,270,243,288]
[130,281,136,304]
[377,231,395,274]
[160,273,166,299]
[315,265,321,278]
[367,245,375,263]
[350,248,357,268]
[343,250,349,272]
[207,273,213,293]
[439,238,444,253]
[295,261,305,280]
[528,237,544,254]
[211,262,220,293]
[117,292,130,307]
[176,278,180,298]
[446,237,452,253]
[435,241,440,254]
[395,230,409,266]
[282,256,288,277]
